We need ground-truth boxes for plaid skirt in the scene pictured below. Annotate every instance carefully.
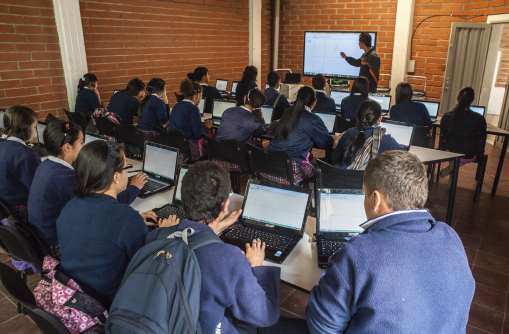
[212,159,244,172]
[259,161,315,185]
[188,139,205,162]
[138,129,158,144]
[12,204,28,224]
[178,153,190,165]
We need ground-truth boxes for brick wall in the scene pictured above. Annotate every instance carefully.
[0,0,68,118]
[495,23,509,88]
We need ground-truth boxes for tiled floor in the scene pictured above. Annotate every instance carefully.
[1,142,508,333]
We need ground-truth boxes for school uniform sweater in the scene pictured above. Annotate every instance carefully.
[146,220,281,334]
[341,94,368,120]
[332,127,404,169]
[168,100,209,140]
[137,94,170,131]
[28,158,140,247]
[57,193,148,306]
[264,87,290,110]
[266,110,332,162]
[201,84,223,115]
[306,210,475,334]
[216,106,266,150]
[235,81,258,106]
[0,138,41,207]
[440,109,487,135]
[107,91,140,124]
[390,100,433,129]
[345,48,380,93]
[75,88,100,121]
[314,91,336,114]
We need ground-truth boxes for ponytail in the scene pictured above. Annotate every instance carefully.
[188,67,208,82]
[139,78,165,119]
[346,100,382,165]
[274,86,316,141]
[77,73,97,93]
[452,87,475,121]
[246,89,265,124]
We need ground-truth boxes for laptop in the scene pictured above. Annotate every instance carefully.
[220,179,312,264]
[114,90,120,94]
[369,93,392,115]
[471,105,486,117]
[85,132,106,144]
[0,110,5,130]
[260,106,274,125]
[316,189,366,268]
[380,120,415,151]
[212,100,236,126]
[36,122,47,146]
[330,91,350,110]
[197,98,205,116]
[314,111,337,134]
[129,142,179,199]
[231,81,239,97]
[215,79,228,93]
[284,73,301,84]
[265,83,270,90]
[415,100,440,121]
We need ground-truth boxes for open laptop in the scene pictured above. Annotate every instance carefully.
[150,164,189,225]
[197,98,205,116]
[380,120,415,151]
[85,132,106,144]
[114,90,121,94]
[316,189,366,268]
[471,105,486,117]
[265,83,270,90]
[129,142,179,199]
[0,110,5,130]
[330,91,350,110]
[314,111,337,134]
[220,179,312,264]
[36,122,47,146]
[231,81,239,97]
[212,100,236,126]
[260,106,274,125]
[215,79,228,93]
[369,93,392,115]
[415,100,440,122]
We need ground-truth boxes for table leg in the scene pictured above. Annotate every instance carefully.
[491,135,509,197]
[446,157,460,226]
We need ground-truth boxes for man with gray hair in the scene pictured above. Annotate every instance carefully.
[306,150,475,333]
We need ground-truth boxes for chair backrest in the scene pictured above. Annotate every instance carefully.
[246,144,294,185]
[116,124,143,146]
[203,136,245,169]
[0,226,43,273]
[411,126,431,148]
[316,159,364,189]
[0,263,71,334]
[272,106,286,121]
[334,116,357,133]
[155,128,193,160]
[94,117,118,138]
[174,92,184,103]
[45,113,58,124]
[438,131,487,159]
[67,112,88,133]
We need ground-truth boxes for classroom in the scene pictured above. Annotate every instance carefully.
[0,0,509,333]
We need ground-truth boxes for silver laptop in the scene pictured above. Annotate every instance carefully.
[415,100,440,121]
[330,91,350,110]
[314,111,337,134]
[215,79,228,93]
[380,120,415,151]
[212,100,236,126]
[231,81,239,97]
[369,93,392,114]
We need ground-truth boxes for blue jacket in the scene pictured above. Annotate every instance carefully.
[0,139,41,207]
[341,94,368,120]
[146,220,280,334]
[75,88,100,120]
[264,87,290,110]
[266,110,332,162]
[440,109,487,135]
[28,159,140,246]
[168,100,209,140]
[332,127,404,168]
[107,91,140,124]
[236,81,258,106]
[390,100,433,129]
[137,95,170,131]
[201,84,223,114]
[306,210,475,333]
[216,106,266,150]
[314,91,336,114]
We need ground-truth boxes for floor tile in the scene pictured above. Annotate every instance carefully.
[465,248,478,265]
[479,238,509,259]
[279,283,295,305]
[472,266,509,292]
[455,222,486,237]
[468,302,504,333]
[466,325,491,334]
[279,289,310,319]
[0,297,19,324]
[475,251,509,275]
[457,233,482,250]
[279,308,303,319]
[472,284,507,312]
[0,314,40,334]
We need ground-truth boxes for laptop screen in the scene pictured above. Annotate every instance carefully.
[261,107,273,125]
[174,165,189,203]
[37,123,46,144]
[213,101,235,118]
[265,83,270,90]
[319,193,366,233]
[415,101,439,118]
[330,91,350,106]
[198,98,205,115]
[114,90,120,94]
[315,113,335,133]
[144,143,177,180]
[215,79,228,92]
[232,82,239,94]
[243,183,309,231]
[380,121,413,148]
[85,133,105,144]
[0,110,5,129]
[471,105,485,117]
[369,94,391,111]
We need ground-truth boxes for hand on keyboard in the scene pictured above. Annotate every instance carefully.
[217,209,242,232]
[130,172,148,190]
[158,215,180,228]
[141,211,159,227]
[243,238,265,268]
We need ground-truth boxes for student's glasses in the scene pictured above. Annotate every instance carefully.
[121,164,133,171]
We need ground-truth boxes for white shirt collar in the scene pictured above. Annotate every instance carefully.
[304,106,312,112]
[48,155,74,170]
[360,209,429,230]
[182,99,194,104]
[353,93,361,95]
[200,83,208,86]
[315,90,326,93]
[6,136,26,145]
[240,106,251,112]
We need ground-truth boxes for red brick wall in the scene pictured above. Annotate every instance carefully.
[495,23,509,88]
[0,0,68,118]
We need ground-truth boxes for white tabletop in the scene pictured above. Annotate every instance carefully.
[408,146,464,164]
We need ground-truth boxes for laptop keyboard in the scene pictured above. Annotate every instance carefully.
[223,225,292,251]
[142,179,167,193]
[320,240,344,255]
[155,204,186,221]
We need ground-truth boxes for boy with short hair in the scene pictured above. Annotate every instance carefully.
[312,74,335,113]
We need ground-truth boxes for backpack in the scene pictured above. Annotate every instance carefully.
[347,126,386,171]
[105,226,223,334]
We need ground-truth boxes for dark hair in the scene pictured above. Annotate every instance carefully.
[267,71,281,88]
[240,65,258,84]
[139,78,166,118]
[77,73,97,93]
[359,32,372,48]
[3,105,38,142]
[125,78,145,97]
[351,77,369,98]
[453,87,475,120]
[395,83,413,104]
[346,100,382,165]
[187,67,208,82]
[180,78,202,99]
[364,150,428,211]
[43,120,83,157]
[312,74,326,90]
[75,141,125,198]
[246,89,266,123]
[181,161,231,225]
[274,86,316,141]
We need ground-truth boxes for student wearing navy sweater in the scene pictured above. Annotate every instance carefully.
[188,67,223,114]
[340,76,369,120]
[146,161,280,334]
[137,78,170,143]
[56,141,175,308]
[28,121,148,259]
[266,86,332,185]
[312,74,335,114]
[0,105,41,222]
[236,65,259,106]
[264,71,290,120]
[332,100,403,169]
[108,78,145,124]
[169,79,213,162]
[306,151,475,333]
[390,82,432,129]
[75,73,105,123]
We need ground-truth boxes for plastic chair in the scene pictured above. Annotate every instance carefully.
[155,127,194,164]
[94,117,118,139]
[334,116,357,133]
[67,112,88,134]
[44,113,58,124]
[0,227,44,274]
[115,124,144,160]
[246,144,295,186]
[0,263,71,334]
[316,159,364,189]
[174,92,184,103]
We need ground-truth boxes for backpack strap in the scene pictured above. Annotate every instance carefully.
[156,225,180,240]
[273,93,283,109]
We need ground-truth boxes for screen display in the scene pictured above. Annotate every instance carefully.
[213,101,235,118]
[215,80,228,92]
[37,123,46,144]
[198,98,205,115]
[303,31,376,78]
[369,94,391,111]
[232,82,239,94]
[0,111,5,129]
[265,83,270,90]
[471,106,485,117]
[114,90,120,94]
[85,134,105,144]
[174,166,189,202]
[243,183,309,230]
[380,122,413,147]
[330,91,350,106]
[319,193,366,232]
[261,107,273,125]
[144,144,177,180]
[315,113,336,133]
[415,101,439,117]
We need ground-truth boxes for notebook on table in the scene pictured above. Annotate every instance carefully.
[212,100,236,126]
[260,106,274,125]
[471,105,486,117]
[414,100,440,122]
[369,93,392,115]
[330,91,350,111]
[380,120,415,151]
[316,188,366,268]
[313,111,337,134]
[220,179,312,264]
[215,79,228,94]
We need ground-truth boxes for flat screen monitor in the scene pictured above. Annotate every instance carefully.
[369,94,391,112]
[471,105,486,117]
[330,91,350,106]
[415,100,440,118]
[215,79,228,92]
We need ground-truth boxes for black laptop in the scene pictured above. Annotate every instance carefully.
[212,100,236,126]
[380,120,415,151]
[316,188,366,268]
[150,164,189,225]
[220,179,312,264]
[414,100,440,122]
[313,111,337,134]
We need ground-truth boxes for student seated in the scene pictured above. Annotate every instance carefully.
[312,74,335,113]
[390,82,432,128]
[332,100,403,169]
[108,78,145,124]
[306,151,475,333]
[0,105,41,222]
[188,67,223,114]
[264,71,290,120]
[28,121,148,259]
[137,78,170,143]
[146,161,280,334]
[340,76,369,120]
[75,73,105,123]
[236,66,259,106]
[168,79,213,162]
[266,86,332,184]
[56,141,174,308]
